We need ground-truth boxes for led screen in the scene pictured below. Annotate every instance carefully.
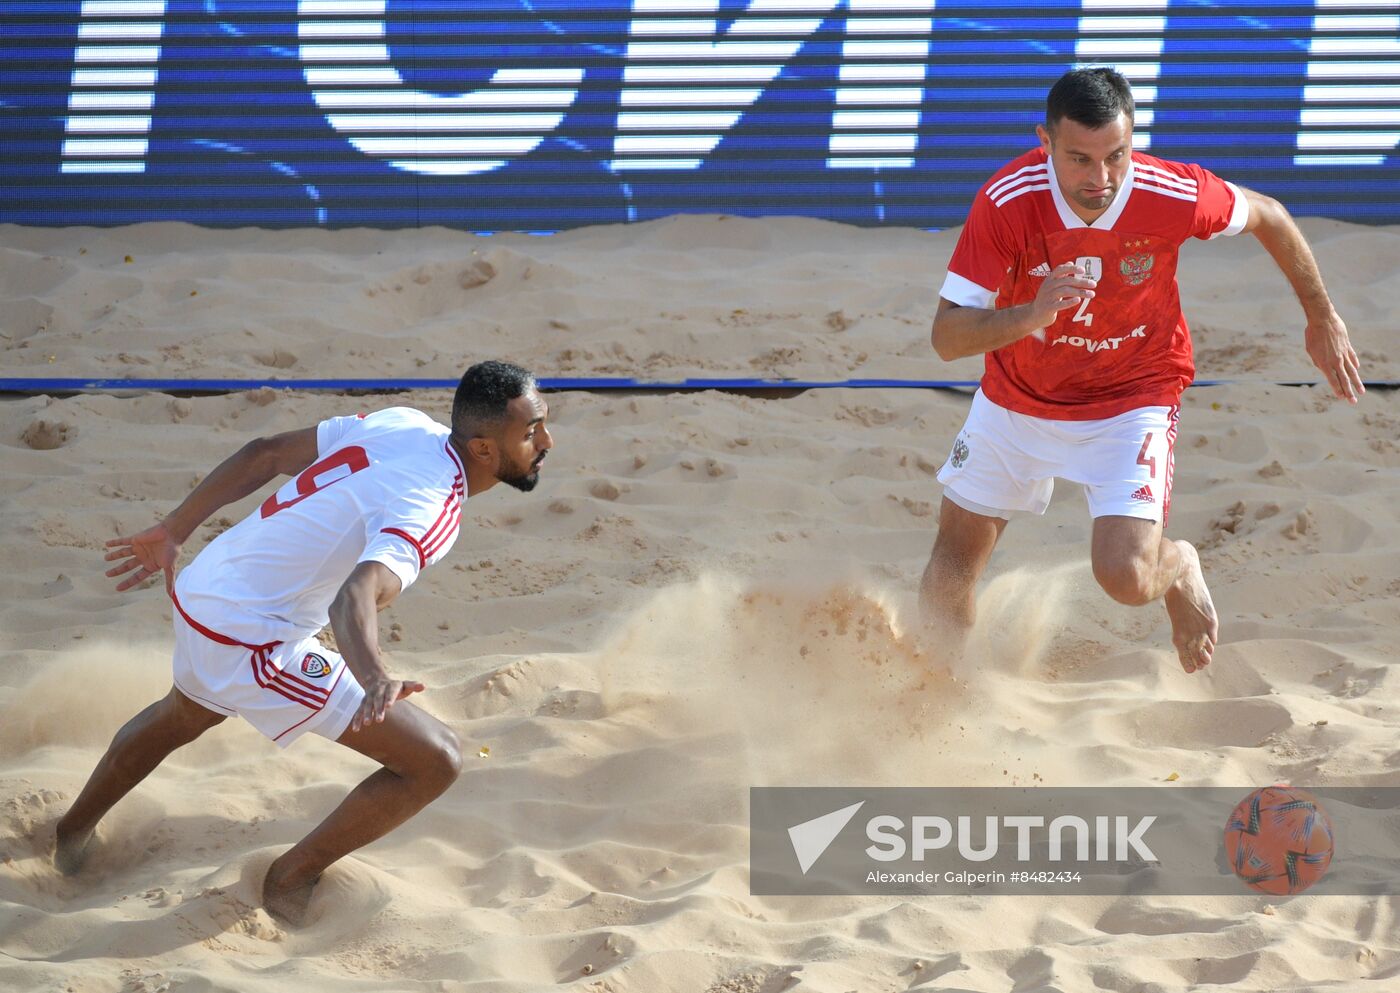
[3,1,1397,228]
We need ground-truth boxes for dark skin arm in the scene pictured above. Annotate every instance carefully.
[328,561,425,732]
[104,426,320,593]
[106,426,425,728]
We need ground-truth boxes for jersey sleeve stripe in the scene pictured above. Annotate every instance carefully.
[420,478,464,549]
[443,440,466,478]
[421,487,464,558]
[379,474,463,569]
[382,526,427,569]
[1135,180,1197,203]
[421,501,462,560]
[986,163,1048,199]
[992,182,1052,208]
[991,172,1047,201]
[1134,163,1198,191]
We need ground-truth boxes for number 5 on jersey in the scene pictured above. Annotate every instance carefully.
[261,446,370,518]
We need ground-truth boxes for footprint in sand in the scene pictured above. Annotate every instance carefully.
[458,258,496,289]
[253,348,297,369]
[21,419,73,450]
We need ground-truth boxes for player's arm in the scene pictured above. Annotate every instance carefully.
[328,560,424,732]
[104,425,320,593]
[1238,185,1363,404]
[931,263,1098,361]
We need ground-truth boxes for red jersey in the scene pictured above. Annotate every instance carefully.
[941,148,1249,420]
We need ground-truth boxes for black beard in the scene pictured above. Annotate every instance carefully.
[500,469,539,493]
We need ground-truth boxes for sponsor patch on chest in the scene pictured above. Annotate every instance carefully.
[1049,325,1148,353]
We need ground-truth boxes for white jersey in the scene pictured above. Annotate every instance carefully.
[174,406,465,648]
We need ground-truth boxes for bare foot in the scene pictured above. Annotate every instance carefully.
[1164,540,1218,673]
[53,819,94,876]
[262,861,319,927]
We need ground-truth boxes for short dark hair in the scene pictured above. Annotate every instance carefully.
[1046,67,1134,132]
[451,360,536,437]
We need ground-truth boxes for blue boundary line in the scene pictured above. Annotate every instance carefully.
[0,377,1392,394]
[0,377,983,392]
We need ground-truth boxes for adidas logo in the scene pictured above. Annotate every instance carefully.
[1131,484,1155,503]
[1028,262,1052,278]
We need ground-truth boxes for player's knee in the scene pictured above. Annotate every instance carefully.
[420,726,463,791]
[167,690,227,741]
[1093,554,1154,606]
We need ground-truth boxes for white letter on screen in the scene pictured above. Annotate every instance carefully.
[611,0,840,171]
[827,0,933,170]
[298,0,582,176]
[1074,0,1167,151]
[1296,5,1400,167]
[62,0,168,175]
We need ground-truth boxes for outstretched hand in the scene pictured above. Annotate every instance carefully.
[105,522,181,594]
[350,677,426,733]
[1306,311,1364,404]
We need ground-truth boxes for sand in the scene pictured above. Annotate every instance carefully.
[1,217,1398,992]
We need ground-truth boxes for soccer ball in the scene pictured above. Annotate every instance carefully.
[1224,786,1335,895]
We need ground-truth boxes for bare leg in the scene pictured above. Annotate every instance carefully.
[1091,516,1218,673]
[918,497,1008,666]
[54,686,226,875]
[262,701,462,926]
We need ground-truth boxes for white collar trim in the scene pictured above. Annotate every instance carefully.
[1046,153,1135,231]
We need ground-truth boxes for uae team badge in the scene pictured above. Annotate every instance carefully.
[1120,251,1155,286]
[301,652,332,678]
[951,436,970,469]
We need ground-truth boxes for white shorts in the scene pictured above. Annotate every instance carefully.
[936,390,1179,523]
[171,604,365,748]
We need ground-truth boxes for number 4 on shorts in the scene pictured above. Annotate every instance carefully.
[1137,432,1156,479]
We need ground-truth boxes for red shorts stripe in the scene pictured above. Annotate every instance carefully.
[273,667,347,742]
[259,663,329,708]
[250,647,328,710]
[1163,405,1180,526]
[268,651,336,696]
